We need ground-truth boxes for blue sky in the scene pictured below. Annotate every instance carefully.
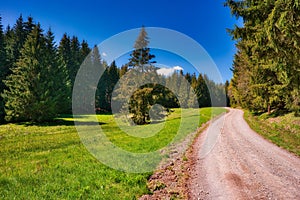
[0,0,241,82]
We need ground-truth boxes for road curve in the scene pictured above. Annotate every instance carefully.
[188,108,300,200]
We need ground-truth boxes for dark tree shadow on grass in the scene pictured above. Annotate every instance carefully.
[16,119,106,127]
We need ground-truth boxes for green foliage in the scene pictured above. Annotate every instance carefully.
[0,16,35,123]
[95,59,119,112]
[0,16,6,122]
[58,34,91,114]
[129,26,156,70]
[116,27,159,125]
[0,15,91,122]
[226,0,300,115]
[0,14,227,123]
[2,25,67,122]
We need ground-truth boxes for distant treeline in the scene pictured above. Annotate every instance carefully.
[0,15,228,123]
[226,0,300,115]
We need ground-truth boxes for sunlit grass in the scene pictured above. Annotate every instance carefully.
[244,110,300,156]
[0,107,225,199]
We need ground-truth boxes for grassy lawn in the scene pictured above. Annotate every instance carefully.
[244,110,300,157]
[0,107,225,199]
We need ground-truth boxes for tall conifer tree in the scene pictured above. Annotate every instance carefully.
[3,24,65,122]
[0,16,7,122]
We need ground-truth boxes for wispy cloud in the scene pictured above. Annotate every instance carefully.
[102,52,107,57]
[157,65,183,76]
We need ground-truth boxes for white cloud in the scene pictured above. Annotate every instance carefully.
[157,66,183,77]
[102,52,107,57]
[173,66,183,71]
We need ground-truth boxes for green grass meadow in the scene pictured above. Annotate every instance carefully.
[0,107,225,199]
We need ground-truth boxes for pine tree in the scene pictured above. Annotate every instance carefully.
[113,27,159,124]
[94,45,109,112]
[225,0,293,113]
[58,33,72,112]
[24,16,35,35]
[128,26,156,71]
[265,0,300,115]
[69,36,81,86]
[44,28,70,115]
[195,74,211,107]
[10,15,35,64]
[58,35,91,113]
[119,64,128,77]
[178,75,189,108]
[106,61,120,111]
[225,80,230,107]
[12,15,26,61]
[3,24,64,122]
[80,40,91,63]
[0,16,7,122]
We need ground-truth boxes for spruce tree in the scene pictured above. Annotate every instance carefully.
[44,28,70,115]
[59,35,90,113]
[3,24,64,122]
[95,45,109,112]
[113,27,159,124]
[80,40,91,63]
[58,33,72,112]
[0,16,7,122]
[195,74,211,107]
[106,61,120,111]
[119,64,128,77]
[69,36,81,86]
[226,0,300,114]
[128,26,156,71]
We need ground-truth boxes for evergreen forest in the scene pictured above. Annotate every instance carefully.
[0,15,227,124]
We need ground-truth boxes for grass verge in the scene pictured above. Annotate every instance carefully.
[244,110,300,156]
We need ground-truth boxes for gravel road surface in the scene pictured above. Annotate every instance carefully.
[189,108,300,199]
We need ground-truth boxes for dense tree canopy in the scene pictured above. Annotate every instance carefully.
[226,0,300,115]
[0,16,90,122]
[3,25,65,121]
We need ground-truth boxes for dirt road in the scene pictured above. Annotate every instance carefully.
[189,108,300,199]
